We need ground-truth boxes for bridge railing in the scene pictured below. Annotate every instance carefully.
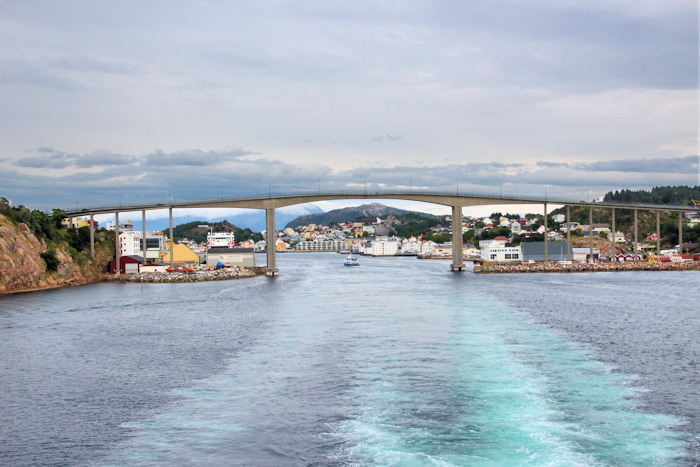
[61,189,698,216]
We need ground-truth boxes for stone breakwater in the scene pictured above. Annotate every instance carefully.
[109,267,264,283]
[474,261,700,274]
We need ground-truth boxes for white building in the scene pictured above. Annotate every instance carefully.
[294,239,345,251]
[118,231,167,261]
[560,222,579,233]
[420,240,438,256]
[370,240,400,256]
[119,230,141,256]
[400,239,422,255]
[480,238,522,262]
[107,219,135,231]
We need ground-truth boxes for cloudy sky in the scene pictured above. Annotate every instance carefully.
[1,0,697,218]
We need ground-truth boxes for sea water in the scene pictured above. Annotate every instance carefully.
[0,254,697,466]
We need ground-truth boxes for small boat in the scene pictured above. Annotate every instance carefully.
[343,254,360,266]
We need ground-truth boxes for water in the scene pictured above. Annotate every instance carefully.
[1,254,698,466]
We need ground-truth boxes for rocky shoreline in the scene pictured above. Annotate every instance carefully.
[107,267,265,283]
[474,261,700,274]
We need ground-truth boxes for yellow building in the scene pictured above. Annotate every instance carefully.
[162,241,200,265]
[61,217,90,229]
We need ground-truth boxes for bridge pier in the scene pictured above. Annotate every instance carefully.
[678,212,683,254]
[634,209,638,261]
[566,206,571,261]
[611,208,616,257]
[589,207,594,262]
[115,212,120,274]
[169,208,174,269]
[656,211,660,255]
[142,210,147,267]
[450,205,465,271]
[265,208,279,276]
[544,203,548,262]
[89,214,95,259]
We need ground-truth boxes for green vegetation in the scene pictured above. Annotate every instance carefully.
[549,186,700,249]
[1,197,115,272]
[172,220,263,244]
[392,217,442,239]
[603,186,700,205]
[39,250,60,272]
[1,197,65,243]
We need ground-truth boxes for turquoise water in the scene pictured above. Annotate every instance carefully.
[0,254,696,465]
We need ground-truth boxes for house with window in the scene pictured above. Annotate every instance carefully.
[480,238,521,262]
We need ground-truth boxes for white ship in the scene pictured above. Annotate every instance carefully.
[207,231,235,249]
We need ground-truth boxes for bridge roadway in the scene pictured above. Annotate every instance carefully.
[63,190,699,276]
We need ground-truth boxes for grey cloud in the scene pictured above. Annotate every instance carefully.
[75,151,136,168]
[4,146,698,210]
[585,155,698,174]
[14,149,136,169]
[537,161,571,168]
[143,148,257,167]
[15,150,76,169]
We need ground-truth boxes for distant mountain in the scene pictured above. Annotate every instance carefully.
[284,203,433,229]
[106,204,324,233]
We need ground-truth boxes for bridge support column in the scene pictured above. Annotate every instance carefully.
[611,208,616,258]
[589,207,594,262]
[142,210,147,267]
[566,205,571,261]
[169,207,174,269]
[115,212,120,274]
[678,212,683,254]
[610,208,615,257]
[450,205,465,271]
[634,209,638,261]
[656,211,660,255]
[544,203,548,262]
[265,208,279,276]
[89,214,95,259]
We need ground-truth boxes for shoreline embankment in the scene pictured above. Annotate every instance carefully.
[474,261,700,274]
[107,267,265,283]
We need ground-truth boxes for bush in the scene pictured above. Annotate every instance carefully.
[40,250,60,272]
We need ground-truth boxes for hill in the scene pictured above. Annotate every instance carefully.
[0,198,113,294]
[603,186,700,205]
[284,203,434,229]
[172,220,263,243]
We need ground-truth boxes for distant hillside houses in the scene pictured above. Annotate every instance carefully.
[98,203,696,268]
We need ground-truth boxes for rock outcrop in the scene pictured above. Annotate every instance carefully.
[0,214,111,294]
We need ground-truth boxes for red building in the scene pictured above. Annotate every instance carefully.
[108,255,142,274]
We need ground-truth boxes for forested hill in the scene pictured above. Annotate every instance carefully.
[172,220,262,243]
[604,186,700,205]
[284,203,434,229]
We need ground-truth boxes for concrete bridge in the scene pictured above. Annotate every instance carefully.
[63,190,698,276]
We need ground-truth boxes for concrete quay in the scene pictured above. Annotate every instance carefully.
[474,261,700,274]
[109,267,264,283]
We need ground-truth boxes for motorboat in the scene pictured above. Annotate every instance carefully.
[343,254,360,266]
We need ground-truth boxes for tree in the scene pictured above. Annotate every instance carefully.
[40,250,60,272]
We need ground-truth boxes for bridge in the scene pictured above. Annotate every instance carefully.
[63,190,699,276]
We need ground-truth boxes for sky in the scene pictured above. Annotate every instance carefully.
[1,0,698,222]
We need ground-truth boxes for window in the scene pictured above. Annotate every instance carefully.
[145,238,160,249]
